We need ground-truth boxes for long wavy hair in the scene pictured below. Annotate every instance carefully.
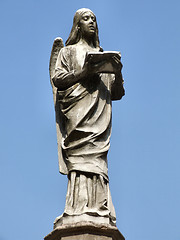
[65,8,100,48]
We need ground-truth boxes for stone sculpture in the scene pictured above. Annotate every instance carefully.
[49,8,125,228]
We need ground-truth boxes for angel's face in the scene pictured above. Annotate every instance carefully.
[79,11,97,38]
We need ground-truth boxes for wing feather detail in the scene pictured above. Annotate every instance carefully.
[49,37,68,175]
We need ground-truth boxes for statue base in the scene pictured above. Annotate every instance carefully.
[54,213,114,227]
[44,222,125,240]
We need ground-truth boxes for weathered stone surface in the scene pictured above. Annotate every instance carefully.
[49,7,125,226]
[44,222,125,240]
[54,213,110,228]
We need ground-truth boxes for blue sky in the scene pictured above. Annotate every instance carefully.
[0,0,180,240]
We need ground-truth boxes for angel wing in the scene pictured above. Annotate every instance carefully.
[49,37,68,175]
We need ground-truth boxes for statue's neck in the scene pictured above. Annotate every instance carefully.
[78,38,94,49]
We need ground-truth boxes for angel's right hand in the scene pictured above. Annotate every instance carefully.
[82,61,106,76]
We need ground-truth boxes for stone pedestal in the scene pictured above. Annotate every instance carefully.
[44,222,125,240]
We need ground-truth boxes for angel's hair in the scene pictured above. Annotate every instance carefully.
[65,8,100,48]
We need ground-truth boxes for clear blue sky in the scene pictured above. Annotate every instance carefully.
[0,0,180,240]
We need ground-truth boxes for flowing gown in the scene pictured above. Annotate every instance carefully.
[53,43,123,225]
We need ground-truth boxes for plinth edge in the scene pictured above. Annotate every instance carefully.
[44,221,125,240]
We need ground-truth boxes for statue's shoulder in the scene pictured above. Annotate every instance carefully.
[59,45,71,54]
[61,44,78,51]
[59,44,78,60]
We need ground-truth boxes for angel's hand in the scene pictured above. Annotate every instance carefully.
[111,56,123,73]
[82,60,106,76]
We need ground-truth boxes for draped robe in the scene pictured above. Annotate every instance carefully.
[53,43,124,225]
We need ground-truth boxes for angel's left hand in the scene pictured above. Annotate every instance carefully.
[111,56,123,73]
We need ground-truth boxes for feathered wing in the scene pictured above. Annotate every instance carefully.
[49,37,68,175]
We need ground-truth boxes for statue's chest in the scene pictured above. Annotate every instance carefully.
[71,45,98,70]
[75,50,86,69]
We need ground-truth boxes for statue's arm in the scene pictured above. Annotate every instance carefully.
[53,49,77,90]
[52,48,88,90]
[53,48,106,90]
[111,71,125,100]
[108,54,125,100]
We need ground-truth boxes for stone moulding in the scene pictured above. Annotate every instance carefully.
[44,222,125,240]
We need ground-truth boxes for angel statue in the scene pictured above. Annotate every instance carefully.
[49,8,125,227]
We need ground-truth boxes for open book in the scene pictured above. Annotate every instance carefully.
[84,51,121,73]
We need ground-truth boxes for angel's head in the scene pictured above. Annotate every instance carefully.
[65,8,100,48]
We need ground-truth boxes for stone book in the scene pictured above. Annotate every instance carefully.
[84,51,121,73]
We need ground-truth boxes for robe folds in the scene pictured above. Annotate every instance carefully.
[53,44,119,224]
